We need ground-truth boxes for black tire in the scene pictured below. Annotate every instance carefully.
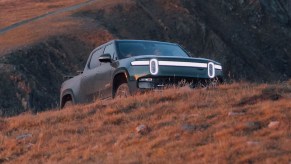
[63,100,73,108]
[115,83,130,98]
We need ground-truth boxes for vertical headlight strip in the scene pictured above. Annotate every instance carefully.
[208,62,215,78]
[150,59,159,75]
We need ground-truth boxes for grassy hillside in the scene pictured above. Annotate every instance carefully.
[1,82,291,163]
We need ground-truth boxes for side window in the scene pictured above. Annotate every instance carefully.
[89,48,103,69]
[104,44,116,59]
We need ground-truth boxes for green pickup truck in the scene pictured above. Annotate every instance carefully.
[60,40,223,108]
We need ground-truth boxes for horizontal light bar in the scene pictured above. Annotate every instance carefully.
[158,61,207,68]
[131,60,222,70]
[131,61,150,66]
[214,65,222,70]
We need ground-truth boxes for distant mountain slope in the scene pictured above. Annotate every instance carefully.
[0,0,290,116]
[1,82,291,163]
[91,0,291,81]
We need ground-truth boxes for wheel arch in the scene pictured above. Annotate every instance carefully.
[112,69,130,98]
[60,89,75,108]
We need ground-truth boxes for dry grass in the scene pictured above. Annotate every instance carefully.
[0,82,291,163]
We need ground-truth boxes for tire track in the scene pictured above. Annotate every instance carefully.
[0,0,99,35]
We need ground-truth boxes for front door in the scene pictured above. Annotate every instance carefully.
[80,43,117,102]
[80,47,104,102]
[99,43,117,98]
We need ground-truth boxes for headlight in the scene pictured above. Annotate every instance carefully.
[138,78,153,88]
[208,62,215,78]
[139,78,153,82]
[150,59,159,75]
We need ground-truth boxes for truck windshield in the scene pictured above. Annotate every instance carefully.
[116,41,189,59]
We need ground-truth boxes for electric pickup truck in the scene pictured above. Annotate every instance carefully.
[60,40,223,108]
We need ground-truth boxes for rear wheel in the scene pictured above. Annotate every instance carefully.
[115,83,130,98]
[63,100,73,108]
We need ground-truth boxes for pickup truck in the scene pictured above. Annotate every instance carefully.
[60,40,223,108]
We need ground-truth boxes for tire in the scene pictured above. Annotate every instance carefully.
[115,83,130,98]
[63,100,73,108]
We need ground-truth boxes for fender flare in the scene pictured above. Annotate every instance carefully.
[113,68,130,81]
[60,89,75,108]
[111,68,130,96]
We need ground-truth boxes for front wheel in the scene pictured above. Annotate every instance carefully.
[115,83,130,98]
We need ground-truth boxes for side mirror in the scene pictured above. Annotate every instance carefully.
[99,53,112,63]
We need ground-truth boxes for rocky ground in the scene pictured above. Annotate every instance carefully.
[0,0,290,116]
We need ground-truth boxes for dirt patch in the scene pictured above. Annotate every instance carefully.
[236,92,282,107]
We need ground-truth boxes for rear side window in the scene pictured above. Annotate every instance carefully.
[89,48,103,69]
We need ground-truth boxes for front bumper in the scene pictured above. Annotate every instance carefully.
[138,76,223,88]
[128,76,223,94]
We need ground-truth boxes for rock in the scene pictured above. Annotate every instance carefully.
[228,111,245,116]
[181,124,196,132]
[268,121,280,129]
[179,85,192,91]
[181,124,209,132]
[245,121,261,130]
[136,125,150,135]
[25,143,34,148]
[16,133,32,140]
[247,141,260,146]
[174,133,181,140]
